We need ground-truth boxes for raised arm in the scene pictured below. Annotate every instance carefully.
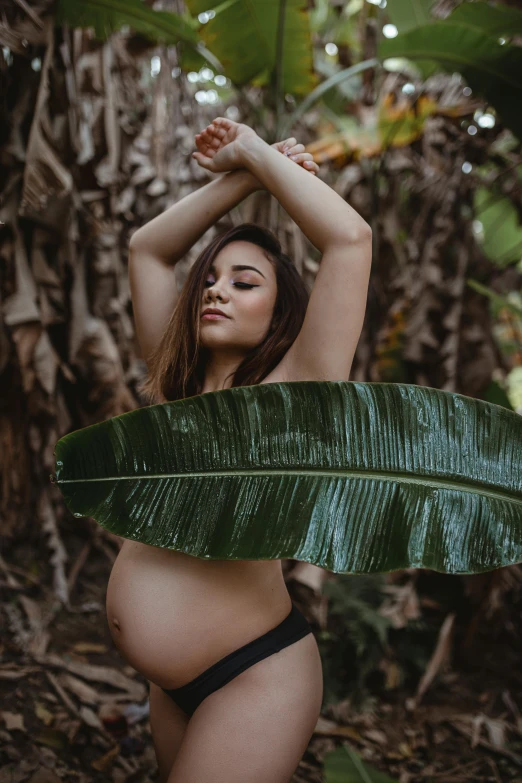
[202,119,373,382]
[129,169,261,263]
[237,135,371,250]
[127,169,263,367]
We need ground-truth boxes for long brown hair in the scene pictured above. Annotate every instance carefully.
[137,223,310,404]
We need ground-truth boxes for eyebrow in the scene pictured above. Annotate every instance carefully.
[209,264,266,280]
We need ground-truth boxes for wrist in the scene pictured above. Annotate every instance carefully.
[242,169,265,193]
[222,167,264,194]
[237,135,269,170]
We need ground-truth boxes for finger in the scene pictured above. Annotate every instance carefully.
[211,124,228,141]
[213,117,238,143]
[288,151,311,162]
[281,137,297,149]
[284,146,304,157]
[198,130,212,149]
[204,122,217,137]
[274,140,295,155]
[206,135,221,151]
[201,126,218,145]
[281,144,301,156]
[294,155,318,173]
[195,134,210,153]
[205,124,226,149]
[285,143,305,156]
[191,151,214,169]
[212,117,233,133]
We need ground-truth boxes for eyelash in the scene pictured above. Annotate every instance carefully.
[204,281,256,289]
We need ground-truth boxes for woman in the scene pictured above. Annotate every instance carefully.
[106,117,372,783]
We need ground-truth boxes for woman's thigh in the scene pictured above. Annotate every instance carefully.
[148,681,190,783]
[166,632,323,783]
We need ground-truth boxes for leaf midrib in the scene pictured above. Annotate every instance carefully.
[57,469,522,506]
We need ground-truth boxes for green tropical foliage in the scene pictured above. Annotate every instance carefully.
[55,0,203,56]
[55,0,318,95]
[183,0,318,94]
[324,744,399,782]
[379,1,522,140]
[474,187,522,267]
[319,574,394,705]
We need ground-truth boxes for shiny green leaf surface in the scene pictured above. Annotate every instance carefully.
[183,0,318,95]
[51,381,522,575]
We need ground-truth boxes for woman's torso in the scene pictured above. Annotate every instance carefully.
[106,541,291,689]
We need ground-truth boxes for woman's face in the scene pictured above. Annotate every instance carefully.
[199,240,278,353]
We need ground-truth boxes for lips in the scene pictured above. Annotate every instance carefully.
[201,309,229,318]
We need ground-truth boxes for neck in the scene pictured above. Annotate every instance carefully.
[201,351,245,393]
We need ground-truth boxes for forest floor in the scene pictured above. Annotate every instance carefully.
[2,526,522,783]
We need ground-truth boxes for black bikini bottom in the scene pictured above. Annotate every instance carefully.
[160,602,313,718]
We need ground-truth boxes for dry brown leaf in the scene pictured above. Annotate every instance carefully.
[59,672,100,705]
[0,665,41,680]
[90,742,120,772]
[313,715,364,741]
[36,653,147,701]
[379,581,421,629]
[70,642,109,654]
[33,701,54,726]
[413,612,455,708]
[363,728,388,746]
[0,711,26,731]
[471,713,506,749]
[26,769,62,783]
[78,705,104,730]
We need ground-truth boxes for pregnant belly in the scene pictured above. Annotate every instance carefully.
[106,539,291,689]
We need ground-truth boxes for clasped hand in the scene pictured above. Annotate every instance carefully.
[192,117,318,178]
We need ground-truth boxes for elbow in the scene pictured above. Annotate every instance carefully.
[128,230,143,252]
[360,221,373,241]
[351,221,373,244]
[336,221,372,245]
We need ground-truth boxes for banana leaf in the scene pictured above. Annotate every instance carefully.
[55,0,199,49]
[182,0,318,96]
[379,20,522,141]
[55,0,223,74]
[50,381,522,575]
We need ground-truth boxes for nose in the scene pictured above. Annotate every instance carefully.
[205,285,225,301]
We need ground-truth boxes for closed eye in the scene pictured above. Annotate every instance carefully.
[203,282,257,289]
